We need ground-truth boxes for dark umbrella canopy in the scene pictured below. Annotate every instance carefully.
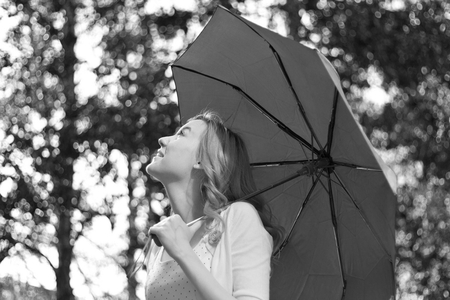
[172,6,397,300]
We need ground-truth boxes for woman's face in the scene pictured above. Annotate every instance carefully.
[146,119,207,183]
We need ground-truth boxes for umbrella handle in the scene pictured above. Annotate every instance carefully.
[151,234,162,247]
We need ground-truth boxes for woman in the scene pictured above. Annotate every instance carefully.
[145,111,280,300]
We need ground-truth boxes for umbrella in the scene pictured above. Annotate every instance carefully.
[171,6,397,300]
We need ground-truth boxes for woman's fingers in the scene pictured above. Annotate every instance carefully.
[148,215,191,252]
[148,214,179,235]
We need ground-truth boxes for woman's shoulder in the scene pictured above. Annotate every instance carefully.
[219,201,272,246]
[223,201,257,214]
[221,201,261,224]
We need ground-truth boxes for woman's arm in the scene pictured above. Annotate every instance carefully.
[224,202,273,299]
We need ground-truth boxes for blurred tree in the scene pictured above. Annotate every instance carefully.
[88,1,185,298]
[0,0,81,299]
[0,0,178,299]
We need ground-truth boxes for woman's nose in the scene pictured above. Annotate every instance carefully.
[158,136,171,147]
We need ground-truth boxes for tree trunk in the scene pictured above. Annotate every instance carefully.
[56,208,74,300]
[55,1,78,299]
[127,178,139,300]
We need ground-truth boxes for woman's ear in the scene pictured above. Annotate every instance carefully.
[193,161,203,169]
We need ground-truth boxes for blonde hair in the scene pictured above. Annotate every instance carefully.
[190,111,282,249]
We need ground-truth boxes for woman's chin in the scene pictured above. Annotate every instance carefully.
[146,162,166,182]
[145,162,158,176]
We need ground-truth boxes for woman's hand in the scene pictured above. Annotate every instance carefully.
[149,214,194,259]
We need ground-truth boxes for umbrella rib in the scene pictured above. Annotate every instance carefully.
[326,88,339,154]
[173,65,322,156]
[246,158,333,207]
[326,168,347,297]
[334,161,382,172]
[331,170,393,258]
[268,47,324,152]
[251,158,324,167]
[232,87,314,151]
[274,170,324,257]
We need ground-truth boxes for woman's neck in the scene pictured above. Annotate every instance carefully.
[164,180,204,223]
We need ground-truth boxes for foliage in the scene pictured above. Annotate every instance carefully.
[1,276,55,300]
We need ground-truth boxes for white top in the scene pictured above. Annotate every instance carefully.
[146,236,213,299]
[145,202,273,300]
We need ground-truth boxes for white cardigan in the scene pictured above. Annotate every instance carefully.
[208,201,273,299]
[146,201,273,300]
